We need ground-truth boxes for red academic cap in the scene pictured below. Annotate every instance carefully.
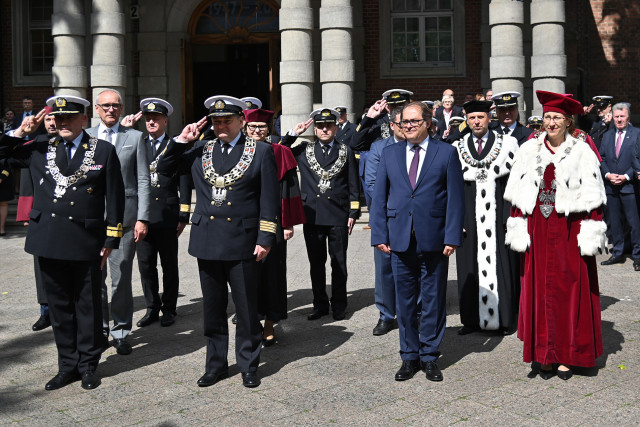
[536,90,584,116]
[244,108,274,123]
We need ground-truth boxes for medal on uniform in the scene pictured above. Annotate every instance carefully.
[211,176,227,206]
[476,168,488,183]
[318,171,331,193]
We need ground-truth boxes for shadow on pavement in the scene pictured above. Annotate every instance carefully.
[438,327,505,370]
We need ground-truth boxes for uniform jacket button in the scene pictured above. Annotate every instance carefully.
[227,218,231,222]
[69,216,73,221]
[51,213,56,217]
[53,199,57,203]
[227,202,231,206]
[209,216,214,220]
[70,201,75,206]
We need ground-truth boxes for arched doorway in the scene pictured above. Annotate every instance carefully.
[185,0,280,121]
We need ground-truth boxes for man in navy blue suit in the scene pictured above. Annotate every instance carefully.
[599,103,640,271]
[371,101,464,382]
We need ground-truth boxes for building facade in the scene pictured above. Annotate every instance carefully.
[1,0,638,134]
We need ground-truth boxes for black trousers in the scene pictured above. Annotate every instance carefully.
[136,226,179,315]
[34,256,47,305]
[303,224,349,313]
[39,256,105,373]
[198,258,262,374]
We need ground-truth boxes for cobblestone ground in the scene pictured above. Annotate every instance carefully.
[0,213,638,426]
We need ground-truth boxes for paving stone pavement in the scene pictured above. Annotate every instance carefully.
[0,213,639,426]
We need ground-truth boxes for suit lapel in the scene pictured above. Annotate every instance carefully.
[414,138,439,189]
[115,127,127,154]
[398,141,412,189]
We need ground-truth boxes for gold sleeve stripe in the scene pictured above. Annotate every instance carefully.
[106,229,123,238]
[1,170,9,177]
[260,220,277,234]
[350,201,360,210]
[107,223,123,231]
[180,204,191,213]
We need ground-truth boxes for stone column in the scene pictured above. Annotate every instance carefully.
[489,0,526,115]
[52,0,87,97]
[90,0,126,124]
[280,0,314,137]
[319,0,355,122]
[530,0,566,115]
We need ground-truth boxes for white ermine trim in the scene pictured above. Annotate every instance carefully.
[505,216,530,252]
[577,219,608,256]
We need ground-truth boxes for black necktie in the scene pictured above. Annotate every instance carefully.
[221,143,231,160]
[503,127,510,135]
[322,144,330,159]
[150,139,156,157]
[66,141,74,161]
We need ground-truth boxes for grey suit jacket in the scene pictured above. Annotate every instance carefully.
[86,124,150,227]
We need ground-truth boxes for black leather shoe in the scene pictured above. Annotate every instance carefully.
[633,260,640,272]
[601,255,626,265]
[373,319,396,336]
[332,310,346,321]
[395,360,421,381]
[557,367,573,381]
[231,314,238,324]
[197,371,229,387]
[45,371,80,390]
[241,372,261,388]
[423,361,443,382]
[136,310,159,327]
[81,370,101,390]
[32,315,52,331]
[113,338,132,355]
[539,368,555,380]
[307,309,328,321]
[160,312,176,327]
[457,325,478,335]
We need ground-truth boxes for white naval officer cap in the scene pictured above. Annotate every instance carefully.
[381,89,413,104]
[46,95,90,115]
[310,108,340,123]
[241,97,262,110]
[492,91,521,108]
[204,95,246,117]
[140,97,173,116]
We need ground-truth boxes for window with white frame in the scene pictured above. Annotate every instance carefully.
[380,0,465,78]
[12,0,53,86]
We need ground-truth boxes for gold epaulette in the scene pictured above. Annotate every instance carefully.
[1,170,9,177]
[180,204,190,213]
[458,121,467,132]
[350,201,360,210]
[259,220,277,234]
[106,223,124,238]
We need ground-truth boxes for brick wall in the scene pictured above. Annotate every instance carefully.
[0,0,53,116]
[361,0,484,107]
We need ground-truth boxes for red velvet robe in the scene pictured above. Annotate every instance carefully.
[513,142,603,367]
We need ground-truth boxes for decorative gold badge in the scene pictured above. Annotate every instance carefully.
[83,144,88,149]
[148,103,156,111]
[503,95,511,101]
[56,98,67,107]
[595,97,601,102]
[391,92,400,99]
[245,101,252,108]
[322,109,331,117]
[87,187,93,194]
[215,100,225,109]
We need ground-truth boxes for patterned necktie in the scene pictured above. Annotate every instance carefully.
[322,144,330,159]
[477,138,484,155]
[503,127,510,135]
[409,145,421,189]
[615,130,623,158]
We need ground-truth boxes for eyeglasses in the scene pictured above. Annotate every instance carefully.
[543,115,566,123]
[247,124,269,131]
[390,121,401,127]
[400,119,425,128]
[97,103,122,111]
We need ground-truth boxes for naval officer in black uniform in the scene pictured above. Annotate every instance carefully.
[135,98,192,328]
[490,91,533,146]
[281,108,360,321]
[0,95,125,391]
[170,95,279,388]
[334,106,355,146]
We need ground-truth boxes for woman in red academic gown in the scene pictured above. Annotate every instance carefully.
[503,91,606,380]
[243,108,305,346]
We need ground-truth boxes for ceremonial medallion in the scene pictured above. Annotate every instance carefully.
[306,142,348,194]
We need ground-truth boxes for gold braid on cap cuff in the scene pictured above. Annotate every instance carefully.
[106,223,124,238]
[180,204,191,213]
[260,220,277,234]
[350,201,360,210]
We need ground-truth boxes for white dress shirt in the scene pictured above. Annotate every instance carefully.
[405,137,429,177]
[97,122,120,145]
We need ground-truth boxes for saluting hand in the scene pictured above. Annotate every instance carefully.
[16,108,47,137]
[120,111,143,127]
[293,118,314,135]
[177,122,201,143]
[367,100,387,118]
